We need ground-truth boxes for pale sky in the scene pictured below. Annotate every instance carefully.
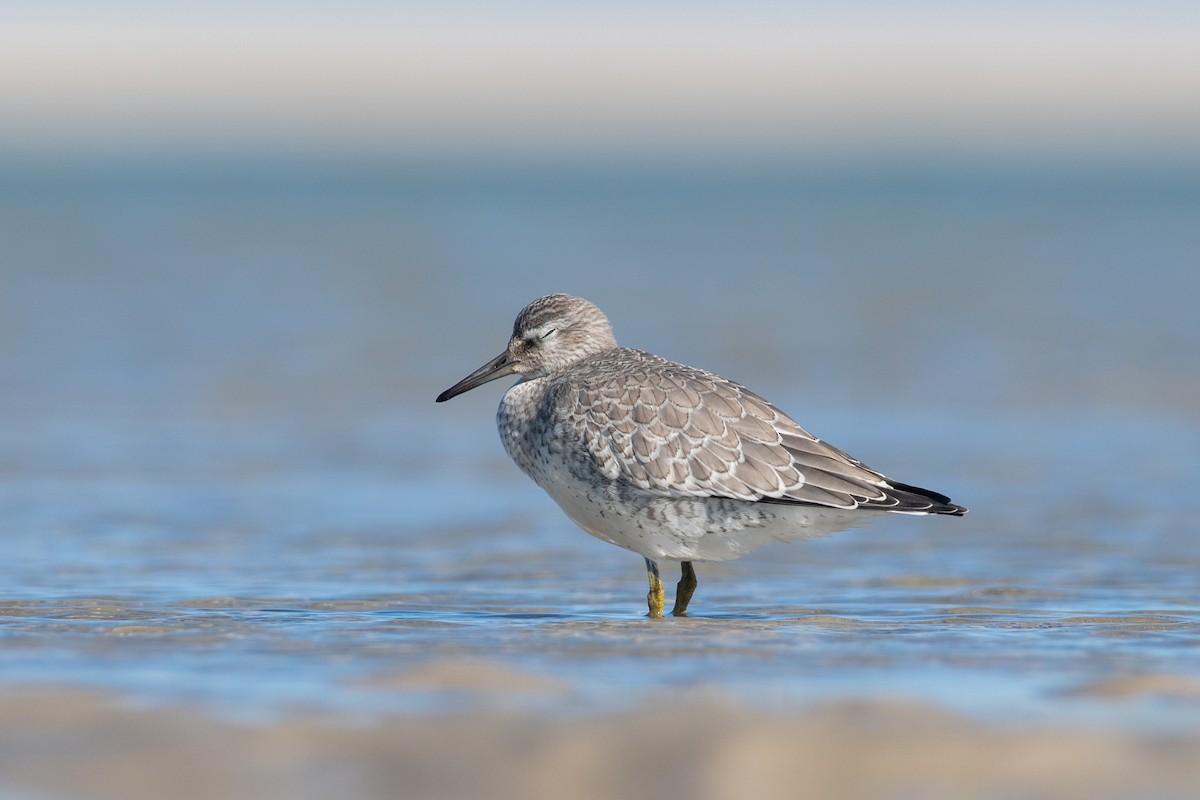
[3,2,1198,160]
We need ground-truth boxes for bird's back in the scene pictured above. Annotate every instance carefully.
[532,347,964,515]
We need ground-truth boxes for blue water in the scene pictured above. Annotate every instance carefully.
[1,156,1197,730]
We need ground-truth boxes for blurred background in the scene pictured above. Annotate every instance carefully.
[2,1,1198,426]
[1,3,1199,799]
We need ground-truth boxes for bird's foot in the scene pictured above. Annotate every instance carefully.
[645,558,665,618]
[671,561,697,617]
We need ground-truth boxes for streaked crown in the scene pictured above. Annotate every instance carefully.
[508,294,617,376]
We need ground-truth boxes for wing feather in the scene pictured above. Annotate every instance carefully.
[560,349,959,513]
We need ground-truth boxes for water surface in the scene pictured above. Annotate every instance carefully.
[1,158,1198,739]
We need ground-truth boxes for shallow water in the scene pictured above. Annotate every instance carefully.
[1,157,1198,743]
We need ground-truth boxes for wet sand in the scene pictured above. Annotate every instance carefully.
[3,678,1198,800]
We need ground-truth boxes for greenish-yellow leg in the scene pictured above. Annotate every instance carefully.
[672,561,697,617]
[644,558,665,618]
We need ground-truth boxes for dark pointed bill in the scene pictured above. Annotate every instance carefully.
[436,351,518,402]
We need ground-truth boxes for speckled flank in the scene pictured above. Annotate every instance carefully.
[439,293,965,614]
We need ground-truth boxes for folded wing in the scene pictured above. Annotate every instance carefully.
[562,350,963,515]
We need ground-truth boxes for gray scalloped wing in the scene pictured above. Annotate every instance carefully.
[562,350,922,511]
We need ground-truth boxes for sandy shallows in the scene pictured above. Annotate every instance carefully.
[1,681,1198,800]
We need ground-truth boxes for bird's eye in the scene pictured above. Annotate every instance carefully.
[541,328,557,340]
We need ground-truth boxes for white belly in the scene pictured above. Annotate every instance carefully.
[537,465,869,563]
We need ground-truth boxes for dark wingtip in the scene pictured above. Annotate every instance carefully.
[435,390,451,403]
[888,480,967,515]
